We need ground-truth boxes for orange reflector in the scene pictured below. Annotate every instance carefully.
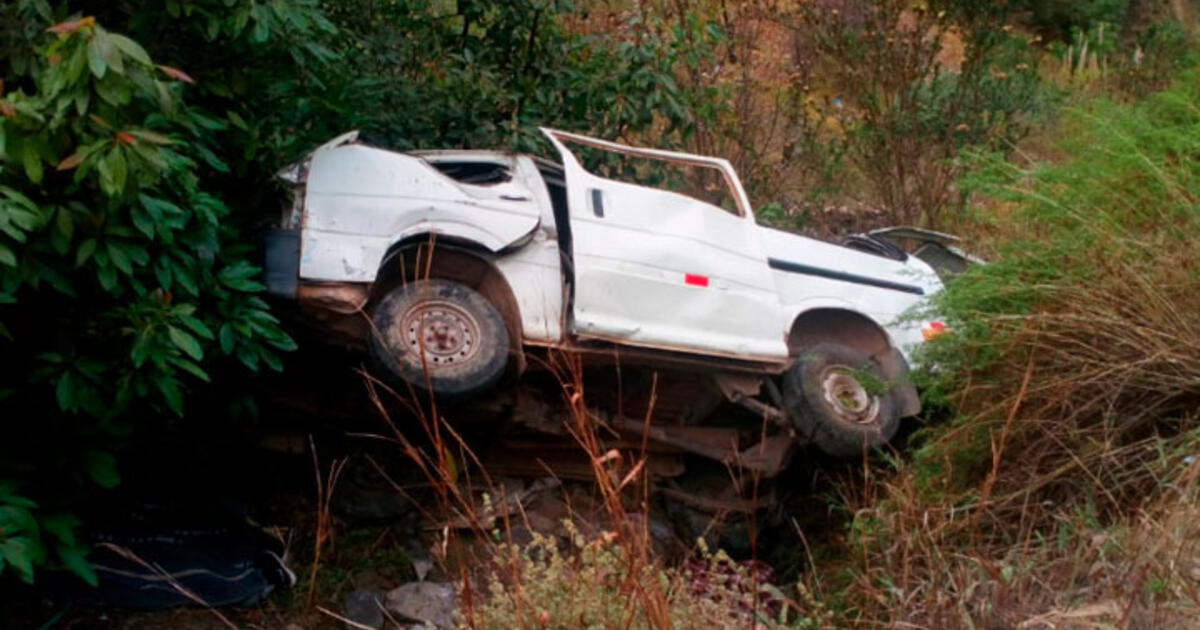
[922,321,948,341]
[684,273,709,287]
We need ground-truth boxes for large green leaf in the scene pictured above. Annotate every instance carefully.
[167,325,202,360]
[109,33,150,65]
[41,513,80,547]
[82,451,120,489]
[57,543,98,587]
[0,537,35,583]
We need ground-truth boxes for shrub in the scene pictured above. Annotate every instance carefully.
[0,7,294,583]
[464,524,814,630]
[808,58,1200,629]
[322,1,718,154]
[925,70,1200,444]
[787,0,1053,229]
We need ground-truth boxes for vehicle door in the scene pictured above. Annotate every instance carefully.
[542,129,788,361]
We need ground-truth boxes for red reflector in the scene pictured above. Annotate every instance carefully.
[922,321,949,341]
[684,273,709,287]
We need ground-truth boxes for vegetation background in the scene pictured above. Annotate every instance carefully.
[1,0,1198,627]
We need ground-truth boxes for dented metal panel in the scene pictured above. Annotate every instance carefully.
[537,126,942,363]
[491,156,567,343]
[299,142,541,282]
[758,225,942,360]
[493,231,565,344]
[284,128,947,375]
[541,128,790,361]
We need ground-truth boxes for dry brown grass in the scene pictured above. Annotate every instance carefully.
[819,265,1200,623]
[813,446,1200,628]
[795,71,1200,628]
[356,347,804,629]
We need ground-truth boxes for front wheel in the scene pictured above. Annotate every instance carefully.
[782,342,900,457]
[368,279,510,399]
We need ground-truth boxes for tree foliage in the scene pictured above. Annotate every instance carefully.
[793,1,1050,227]
[0,2,298,584]
[325,0,713,153]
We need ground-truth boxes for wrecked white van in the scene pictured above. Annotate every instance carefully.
[265,129,952,461]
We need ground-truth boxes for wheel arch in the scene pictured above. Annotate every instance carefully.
[372,234,526,373]
[389,221,520,254]
[786,307,921,418]
[786,307,891,358]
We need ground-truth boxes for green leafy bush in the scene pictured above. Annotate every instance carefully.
[322,0,716,153]
[908,72,1200,497]
[745,22,1200,619]
[926,70,1200,393]
[793,0,1054,228]
[0,8,293,582]
[814,59,1200,628]
[1116,19,1198,96]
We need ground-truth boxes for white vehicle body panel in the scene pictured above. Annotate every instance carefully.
[299,142,541,282]
[286,128,944,366]
[542,130,788,360]
[757,227,942,361]
[492,231,565,344]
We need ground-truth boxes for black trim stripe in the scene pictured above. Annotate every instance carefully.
[767,258,925,295]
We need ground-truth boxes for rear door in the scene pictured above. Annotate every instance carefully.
[542,129,787,361]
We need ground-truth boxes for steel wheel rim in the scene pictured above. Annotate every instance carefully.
[400,300,481,370]
[819,365,880,425]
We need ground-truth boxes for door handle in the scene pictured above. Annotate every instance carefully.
[590,188,605,218]
[500,194,529,201]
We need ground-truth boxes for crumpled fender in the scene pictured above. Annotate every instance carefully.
[296,136,541,282]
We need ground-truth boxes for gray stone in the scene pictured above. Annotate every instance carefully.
[385,582,458,629]
[342,588,385,630]
[405,538,434,582]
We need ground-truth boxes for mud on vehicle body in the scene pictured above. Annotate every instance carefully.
[264,128,958,492]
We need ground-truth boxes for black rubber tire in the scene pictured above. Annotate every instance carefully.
[368,279,509,399]
[782,342,900,457]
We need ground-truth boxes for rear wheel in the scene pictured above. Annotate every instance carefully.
[782,342,900,457]
[368,279,509,399]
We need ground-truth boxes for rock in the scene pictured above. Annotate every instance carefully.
[411,556,435,582]
[342,588,385,630]
[385,582,458,629]
[404,538,435,582]
[504,523,536,546]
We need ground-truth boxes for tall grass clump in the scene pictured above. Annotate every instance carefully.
[357,347,812,629]
[812,67,1200,627]
[924,68,1200,500]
